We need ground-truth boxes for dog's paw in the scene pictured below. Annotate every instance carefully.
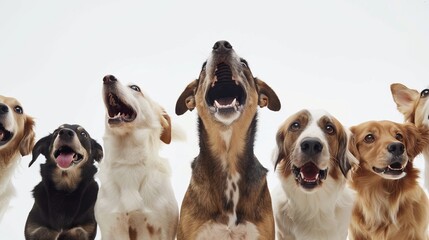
[57,227,89,240]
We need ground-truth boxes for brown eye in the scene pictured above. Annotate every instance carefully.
[364,134,375,143]
[289,122,300,131]
[395,133,403,141]
[325,124,335,135]
[81,131,88,138]
[421,89,429,98]
[14,106,23,114]
[240,59,249,68]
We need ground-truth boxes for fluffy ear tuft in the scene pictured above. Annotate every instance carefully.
[175,80,199,115]
[19,116,36,156]
[29,135,52,167]
[390,83,419,122]
[160,110,172,144]
[255,78,281,111]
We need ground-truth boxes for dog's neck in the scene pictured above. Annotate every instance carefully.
[0,154,20,195]
[197,114,257,174]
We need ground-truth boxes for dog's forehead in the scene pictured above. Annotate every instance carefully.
[0,95,21,108]
[57,124,84,131]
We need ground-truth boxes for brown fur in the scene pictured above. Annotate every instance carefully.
[175,41,280,239]
[349,120,429,240]
[391,83,428,127]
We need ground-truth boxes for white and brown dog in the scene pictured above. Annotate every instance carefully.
[272,109,357,240]
[391,83,429,189]
[0,95,35,221]
[95,75,178,240]
[175,40,281,240]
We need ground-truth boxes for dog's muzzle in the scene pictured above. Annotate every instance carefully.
[54,145,84,169]
[0,123,13,147]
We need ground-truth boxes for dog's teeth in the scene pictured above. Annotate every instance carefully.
[214,100,221,108]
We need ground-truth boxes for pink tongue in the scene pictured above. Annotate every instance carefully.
[56,153,74,168]
[301,163,320,180]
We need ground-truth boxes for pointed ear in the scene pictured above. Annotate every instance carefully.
[175,80,199,115]
[91,139,103,162]
[390,83,419,121]
[274,129,286,170]
[19,116,35,156]
[160,110,172,144]
[255,78,281,111]
[337,128,359,178]
[29,135,52,167]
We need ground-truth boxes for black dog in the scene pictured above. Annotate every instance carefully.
[25,124,103,240]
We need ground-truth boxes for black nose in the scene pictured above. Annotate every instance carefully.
[58,128,75,141]
[387,142,404,156]
[103,75,117,84]
[0,103,9,115]
[212,40,233,53]
[301,138,323,156]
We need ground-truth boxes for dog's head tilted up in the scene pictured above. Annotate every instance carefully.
[0,95,35,163]
[29,124,103,190]
[25,124,102,239]
[176,40,281,127]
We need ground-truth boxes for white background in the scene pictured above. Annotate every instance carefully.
[1,0,428,239]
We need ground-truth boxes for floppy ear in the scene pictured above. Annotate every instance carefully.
[348,127,360,162]
[390,83,419,122]
[274,129,286,170]
[403,124,428,159]
[29,135,52,167]
[19,116,35,156]
[160,110,172,144]
[255,78,281,111]
[337,128,359,178]
[91,139,103,162]
[175,80,199,115]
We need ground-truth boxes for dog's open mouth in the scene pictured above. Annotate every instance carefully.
[292,162,328,190]
[372,162,406,177]
[0,124,13,146]
[54,146,84,169]
[106,92,137,124]
[206,63,246,114]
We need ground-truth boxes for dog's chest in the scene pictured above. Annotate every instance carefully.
[224,173,240,225]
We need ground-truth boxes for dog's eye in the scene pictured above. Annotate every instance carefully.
[240,59,249,68]
[421,89,429,98]
[80,131,88,138]
[364,134,375,143]
[202,61,207,70]
[395,133,403,141]
[325,124,335,135]
[129,85,141,92]
[14,106,23,114]
[289,122,300,131]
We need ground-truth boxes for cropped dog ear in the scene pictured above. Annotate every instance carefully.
[175,79,199,115]
[19,116,35,156]
[274,129,286,170]
[160,110,172,144]
[390,83,419,122]
[403,123,428,160]
[337,128,359,178]
[255,78,281,111]
[29,135,52,167]
[91,139,103,162]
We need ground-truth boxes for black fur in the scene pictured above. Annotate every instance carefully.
[24,124,103,240]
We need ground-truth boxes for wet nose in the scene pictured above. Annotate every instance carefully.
[387,142,404,156]
[58,128,75,141]
[212,40,233,53]
[103,75,117,84]
[301,138,323,156]
[0,103,9,115]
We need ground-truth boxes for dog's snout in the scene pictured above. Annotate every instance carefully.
[301,138,323,156]
[103,75,118,84]
[212,40,233,53]
[0,103,9,115]
[58,128,75,141]
[387,142,405,156]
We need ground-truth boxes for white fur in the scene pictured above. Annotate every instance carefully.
[0,154,20,221]
[195,221,259,240]
[273,110,355,240]
[95,81,178,240]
